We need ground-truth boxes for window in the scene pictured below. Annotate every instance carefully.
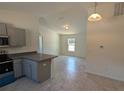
[67,38,76,52]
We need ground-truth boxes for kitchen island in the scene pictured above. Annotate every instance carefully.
[9,52,57,83]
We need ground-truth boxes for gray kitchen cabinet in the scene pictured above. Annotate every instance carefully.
[22,60,31,78]
[15,28,26,47]
[29,61,37,81]
[22,59,37,81]
[7,25,26,47]
[13,59,23,78]
[22,59,51,82]
[0,23,7,35]
[37,60,51,82]
[7,24,16,46]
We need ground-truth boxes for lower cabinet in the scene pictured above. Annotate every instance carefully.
[22,59,51,82]
[13,59,23,78]
[14,59,51,82]
[22,59,37,80]
[37,60,51,82]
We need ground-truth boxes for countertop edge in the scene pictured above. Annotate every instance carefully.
[9,52,58,63]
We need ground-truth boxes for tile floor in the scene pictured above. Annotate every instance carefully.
[0,56,124,91]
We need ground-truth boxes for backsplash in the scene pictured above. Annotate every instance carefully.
[0,48,37,54]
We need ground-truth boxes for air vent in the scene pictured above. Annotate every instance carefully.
[114,3,124,16]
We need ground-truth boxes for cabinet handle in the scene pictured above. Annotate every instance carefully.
[43,63,47,66]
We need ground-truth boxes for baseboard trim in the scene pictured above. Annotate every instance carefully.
[86,70,124,82]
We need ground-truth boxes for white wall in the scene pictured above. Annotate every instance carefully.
[60,32,86,58]
[86,15,124,81]
[38,26,59,55]
[0,9,39,54]
[0,9,59,55]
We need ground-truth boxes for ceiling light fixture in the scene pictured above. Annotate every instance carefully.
[64,25,69,30]
[88,2,102,22]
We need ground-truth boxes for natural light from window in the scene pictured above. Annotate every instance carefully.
[67,38,76,52]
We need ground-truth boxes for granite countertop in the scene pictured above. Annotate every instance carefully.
[9,51,57,62]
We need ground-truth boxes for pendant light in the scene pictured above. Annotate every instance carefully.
[88,2,102,22]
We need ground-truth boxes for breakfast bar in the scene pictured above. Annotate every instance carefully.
[9,52,57,83]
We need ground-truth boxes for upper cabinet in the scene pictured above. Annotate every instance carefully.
[0,23,7,36]
[0,23,26,47]
[7,24,26,47]
[14,28,26,47]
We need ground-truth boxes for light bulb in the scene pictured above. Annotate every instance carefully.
[64,25,69,30]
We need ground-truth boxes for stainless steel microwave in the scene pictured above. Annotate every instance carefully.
[0,36,9,47]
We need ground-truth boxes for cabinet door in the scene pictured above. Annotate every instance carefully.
[38,60,51,82]
[23,60,31,77]
[7,24,17,46]
[13,59,22,78]
[7,25,26,47]
[15,28,26,46]
[22,59,51,82]
[0,23,7,35]
[29,61,37,81]
[22,59,37,80]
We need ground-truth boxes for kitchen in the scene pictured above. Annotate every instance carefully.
[0,22,57,87]
[0,2,124,91]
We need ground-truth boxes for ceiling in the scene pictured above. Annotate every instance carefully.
[0,2,91,16]
[0,2,115,34]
